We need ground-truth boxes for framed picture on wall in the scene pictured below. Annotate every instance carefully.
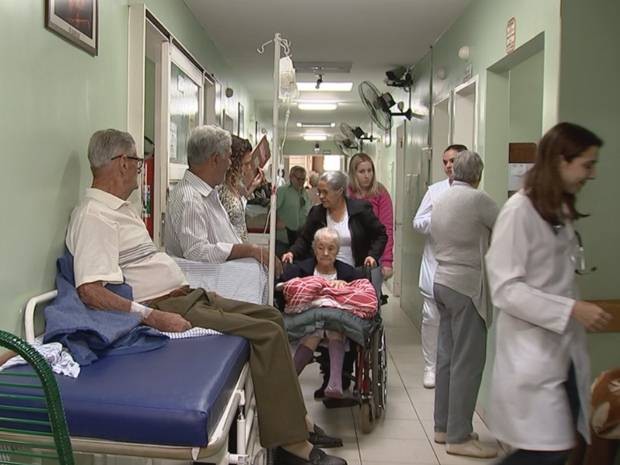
[237,103,245,137]
[45,0,99,56]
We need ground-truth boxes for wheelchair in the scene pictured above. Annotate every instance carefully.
[276,266,388,433]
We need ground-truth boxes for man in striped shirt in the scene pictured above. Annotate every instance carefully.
[165,125,275,270]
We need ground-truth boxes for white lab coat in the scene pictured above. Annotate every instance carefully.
[485,192,591,451]
[413,179,450,296]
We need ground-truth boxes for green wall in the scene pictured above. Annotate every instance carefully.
[558,0,620,377]
[0,1,256,335]
[0,1,130,334]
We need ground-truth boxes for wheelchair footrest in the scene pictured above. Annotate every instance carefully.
[322,397,359,409]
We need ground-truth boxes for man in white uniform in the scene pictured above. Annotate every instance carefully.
[412,144,467,388]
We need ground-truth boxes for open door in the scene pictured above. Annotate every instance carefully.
[452,77,478,151]
[431,95,451,183]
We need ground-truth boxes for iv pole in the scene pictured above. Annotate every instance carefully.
[268,33,282,306]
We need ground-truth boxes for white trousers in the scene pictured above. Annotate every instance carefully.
[421,292,440,372]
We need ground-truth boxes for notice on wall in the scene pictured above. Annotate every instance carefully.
[508,163,532,192]
[506,17,516,54]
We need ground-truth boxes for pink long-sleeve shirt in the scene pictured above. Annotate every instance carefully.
[348,187,394,268]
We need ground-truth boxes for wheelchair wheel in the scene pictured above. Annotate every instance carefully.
[371,326,388,419]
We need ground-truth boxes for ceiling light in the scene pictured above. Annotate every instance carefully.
[298,102,338,111]
[296,122,336,128]
[296,82,353,92]
[303,134,327,141]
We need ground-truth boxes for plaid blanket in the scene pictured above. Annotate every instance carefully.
[283,276,377,319]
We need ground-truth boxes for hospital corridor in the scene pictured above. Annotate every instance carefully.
[1,1,620,465]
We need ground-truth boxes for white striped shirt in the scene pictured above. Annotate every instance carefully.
[165,170,241,264]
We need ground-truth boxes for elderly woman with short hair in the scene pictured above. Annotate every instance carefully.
[430,150,499,459]
[280,227,367,398]
[282,171,387,268]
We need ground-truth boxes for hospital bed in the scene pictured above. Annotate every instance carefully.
[0,290,267,465]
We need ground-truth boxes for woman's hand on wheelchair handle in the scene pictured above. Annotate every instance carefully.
[281,252,294,264]
[363,256,377,268]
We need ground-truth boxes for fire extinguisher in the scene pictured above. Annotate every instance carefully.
[142,138,155,238]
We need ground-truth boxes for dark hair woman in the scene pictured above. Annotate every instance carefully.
[486,122,612,465]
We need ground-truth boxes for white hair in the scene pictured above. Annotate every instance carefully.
[453,150,484,184]
[319,171,348,193]
[88,129,135,169]
[187,125,232,167]
[312,227,340,251]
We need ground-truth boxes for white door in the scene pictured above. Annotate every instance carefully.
[431,96,451,183]
[453,77,478,151]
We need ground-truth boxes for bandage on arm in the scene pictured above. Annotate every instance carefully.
[130,302,153,319]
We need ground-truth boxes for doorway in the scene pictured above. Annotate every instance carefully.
[430,96,451,183]
[485,33,544,201]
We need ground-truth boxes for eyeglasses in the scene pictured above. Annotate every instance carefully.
[572,230,597,275]
[111,154,144,170]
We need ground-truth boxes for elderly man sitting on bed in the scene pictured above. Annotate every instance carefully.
[66,128,346,465]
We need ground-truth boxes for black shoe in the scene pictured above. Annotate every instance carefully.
[276,446,347,465]
[308,424,343,448]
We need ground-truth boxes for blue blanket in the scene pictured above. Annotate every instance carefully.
[43,251,167,365]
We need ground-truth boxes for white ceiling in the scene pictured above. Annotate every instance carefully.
[184,0,472,141]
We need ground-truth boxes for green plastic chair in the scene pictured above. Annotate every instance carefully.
[0,330,74,465]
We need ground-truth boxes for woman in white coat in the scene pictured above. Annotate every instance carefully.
[486,122,612,465]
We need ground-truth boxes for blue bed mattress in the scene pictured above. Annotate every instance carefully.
[0,335,249,447]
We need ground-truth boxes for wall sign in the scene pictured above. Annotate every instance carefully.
[506,17,516,54]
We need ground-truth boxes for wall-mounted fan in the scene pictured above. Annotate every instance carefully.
[334,134,358,156]
[358,81,422,131]
[340,123,377,146]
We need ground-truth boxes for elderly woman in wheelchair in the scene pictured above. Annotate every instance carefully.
[278,228,380,401]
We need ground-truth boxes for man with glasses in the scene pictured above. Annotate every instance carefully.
[66,128,346,465]
[276,166,311,248]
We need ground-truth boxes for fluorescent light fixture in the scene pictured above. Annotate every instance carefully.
[297,102,338,111]
[296,122,336,128]
[297,82,353,92]
[303,134,328,141]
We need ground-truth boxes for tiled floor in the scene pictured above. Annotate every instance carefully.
[299,290,502,465]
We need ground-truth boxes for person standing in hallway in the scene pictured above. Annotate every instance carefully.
[348,153,394,280]
[486,122,612,465]
[430,150,499,459]
[412,144,467,388]
[277,166,311,246]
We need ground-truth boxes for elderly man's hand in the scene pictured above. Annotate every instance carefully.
[144,309,191,332]
[363,256,377,268]
[330,280,348,289]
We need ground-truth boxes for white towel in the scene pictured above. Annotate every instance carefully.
[0,340,80,378]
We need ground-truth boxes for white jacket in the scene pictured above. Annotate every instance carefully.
[485,192,591,450]
[413,179,450,296]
